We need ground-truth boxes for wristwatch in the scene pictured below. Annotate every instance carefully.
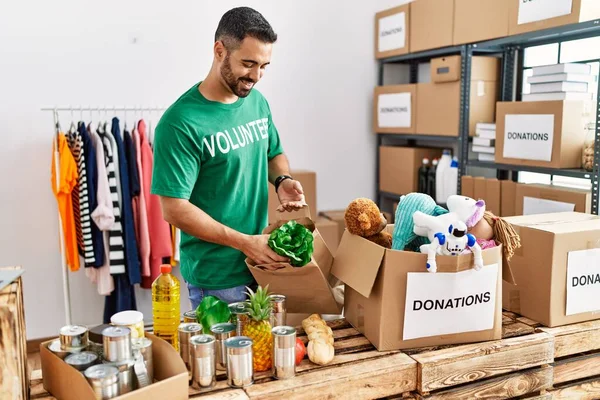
[274,175,293,193]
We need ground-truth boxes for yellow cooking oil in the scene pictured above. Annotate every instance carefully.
[152,264,181,350]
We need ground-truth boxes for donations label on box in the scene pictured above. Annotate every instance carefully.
[378,93,411,128]
[378,12,406,52]
[503,114,554,162]
[403,264,499,340]
[518,0,573,25]
[566,248,600,316]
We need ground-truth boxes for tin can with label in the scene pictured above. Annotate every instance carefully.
[178,323,203,374]
[271,326,296,379]
[132,337,153,383]
[224,336,254,388]
[84,364,119,400]
[60,325,89,351]
[110,310,145,339]
[269,295,287,328]
[183,310,197,323]
[65,351,99,372]
[190,334,216,389]
[48,339,76,359]
[229,302,250,336]
[210,322,236,371]
[102,326,132,363]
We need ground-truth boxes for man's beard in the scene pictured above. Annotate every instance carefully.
[221,54,255,98]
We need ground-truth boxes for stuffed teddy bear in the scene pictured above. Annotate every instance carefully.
[392,193,449,251]
[345,198,392,248]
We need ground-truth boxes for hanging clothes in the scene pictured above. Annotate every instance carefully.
[66,124,96,265]
[124,130,140,198]
[100,124,126,275]
[103,274,137,323]
[139,119,173,289]
[51,133,80,272]
[132,128,151,277]
[79,122,104,267]
[112,117,142,285]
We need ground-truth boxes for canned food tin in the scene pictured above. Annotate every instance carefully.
[269,295,287,328]
[132,337,153,383]
[183,310,197,323]
[60,325,89,350]
[65,351,99,372]
[103,358,136,394]
[110,310,145,339]
[133,352,151,388]
[84,364,119,400]
[271,326,296,379]
[48,339,76,359]
[229,302,250,336]
[210,322,236,371]
[178,323,203,374]
[190,334,216,389]
[102,326,132,362]
[224,336,254,388]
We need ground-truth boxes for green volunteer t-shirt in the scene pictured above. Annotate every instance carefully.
[151,82,284,290]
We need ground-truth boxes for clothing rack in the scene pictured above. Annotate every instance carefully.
[44,106,167,326]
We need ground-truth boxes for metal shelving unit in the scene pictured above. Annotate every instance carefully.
[376,19,600,215]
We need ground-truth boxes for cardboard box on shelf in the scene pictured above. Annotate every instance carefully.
[379,146,443,195]
[410,0,454,53]
[40,333,189,400]
[268,170,317,223]
[246,207,342,315]
[509,0,600,36]
[461,175,474,198]
[505,212,600,327]
[315,216,341,254]
[495,100,592,169]
[515,183,592,215]
[332,227,503,350]
[375,4,410,59]
[374,84,417,134]
[416,56,500,137]
[453,0,510,45]
[501,180,518,217]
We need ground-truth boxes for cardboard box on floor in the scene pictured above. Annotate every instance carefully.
[416,56,500,137]
[246,207,342,315]
[379,146,443,195]
[268,170,316,223]
[374,84,417,134]
[515,183,592,215]
[375,5,410,59]
[40,333,188,400]
[453,0,510,45]
[505,212,600,327]
[509,0,600,36]
[410,0,454,52]
[495,100,591,169]
[332,226,504,350]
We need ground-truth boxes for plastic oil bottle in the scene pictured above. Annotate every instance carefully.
[152,264,181,350]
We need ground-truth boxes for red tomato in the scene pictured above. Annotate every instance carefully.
[295,338,307,365]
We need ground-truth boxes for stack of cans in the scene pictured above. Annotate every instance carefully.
[178,323,203,377]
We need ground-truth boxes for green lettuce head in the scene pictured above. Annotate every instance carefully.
[268,220,314,267]
[195,295,232,333]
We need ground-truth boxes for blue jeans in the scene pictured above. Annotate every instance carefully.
[187,282,257,311]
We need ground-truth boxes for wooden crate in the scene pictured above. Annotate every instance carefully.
[547,376,600,399]
[0,266,28,400]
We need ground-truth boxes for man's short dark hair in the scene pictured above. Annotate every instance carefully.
[215,7,277,50]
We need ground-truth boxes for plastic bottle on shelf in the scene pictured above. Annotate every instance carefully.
[427,159,438,199]
[418,158,430,194]
[436,149,452,204]
[152,264,181,351]
[444,156,459,200]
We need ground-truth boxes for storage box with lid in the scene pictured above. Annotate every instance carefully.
[374,84,417,134]
[509,0,600,36]
[453,0,510,45]
[416,56,500,137]
[375,4,410,59]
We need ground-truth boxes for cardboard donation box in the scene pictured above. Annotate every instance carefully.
[379,146,442,195]
[501,180,518,217]
[505,212,600,327]
[246,207,342,315]
[515,183,592,215]
[40,333,189,400]
[509,0,600,36]
[374,84,417,134]
[375,5,410,59]
[332,227,503,350]
[416,56,499,137]
[315,216,341,254]
[453,0,510,45]
[268,170,317,223]
[319,210,346,243]
[410,0,454,52]
[495,101,591,169]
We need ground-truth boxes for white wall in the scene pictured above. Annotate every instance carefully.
[0,0,399,339]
